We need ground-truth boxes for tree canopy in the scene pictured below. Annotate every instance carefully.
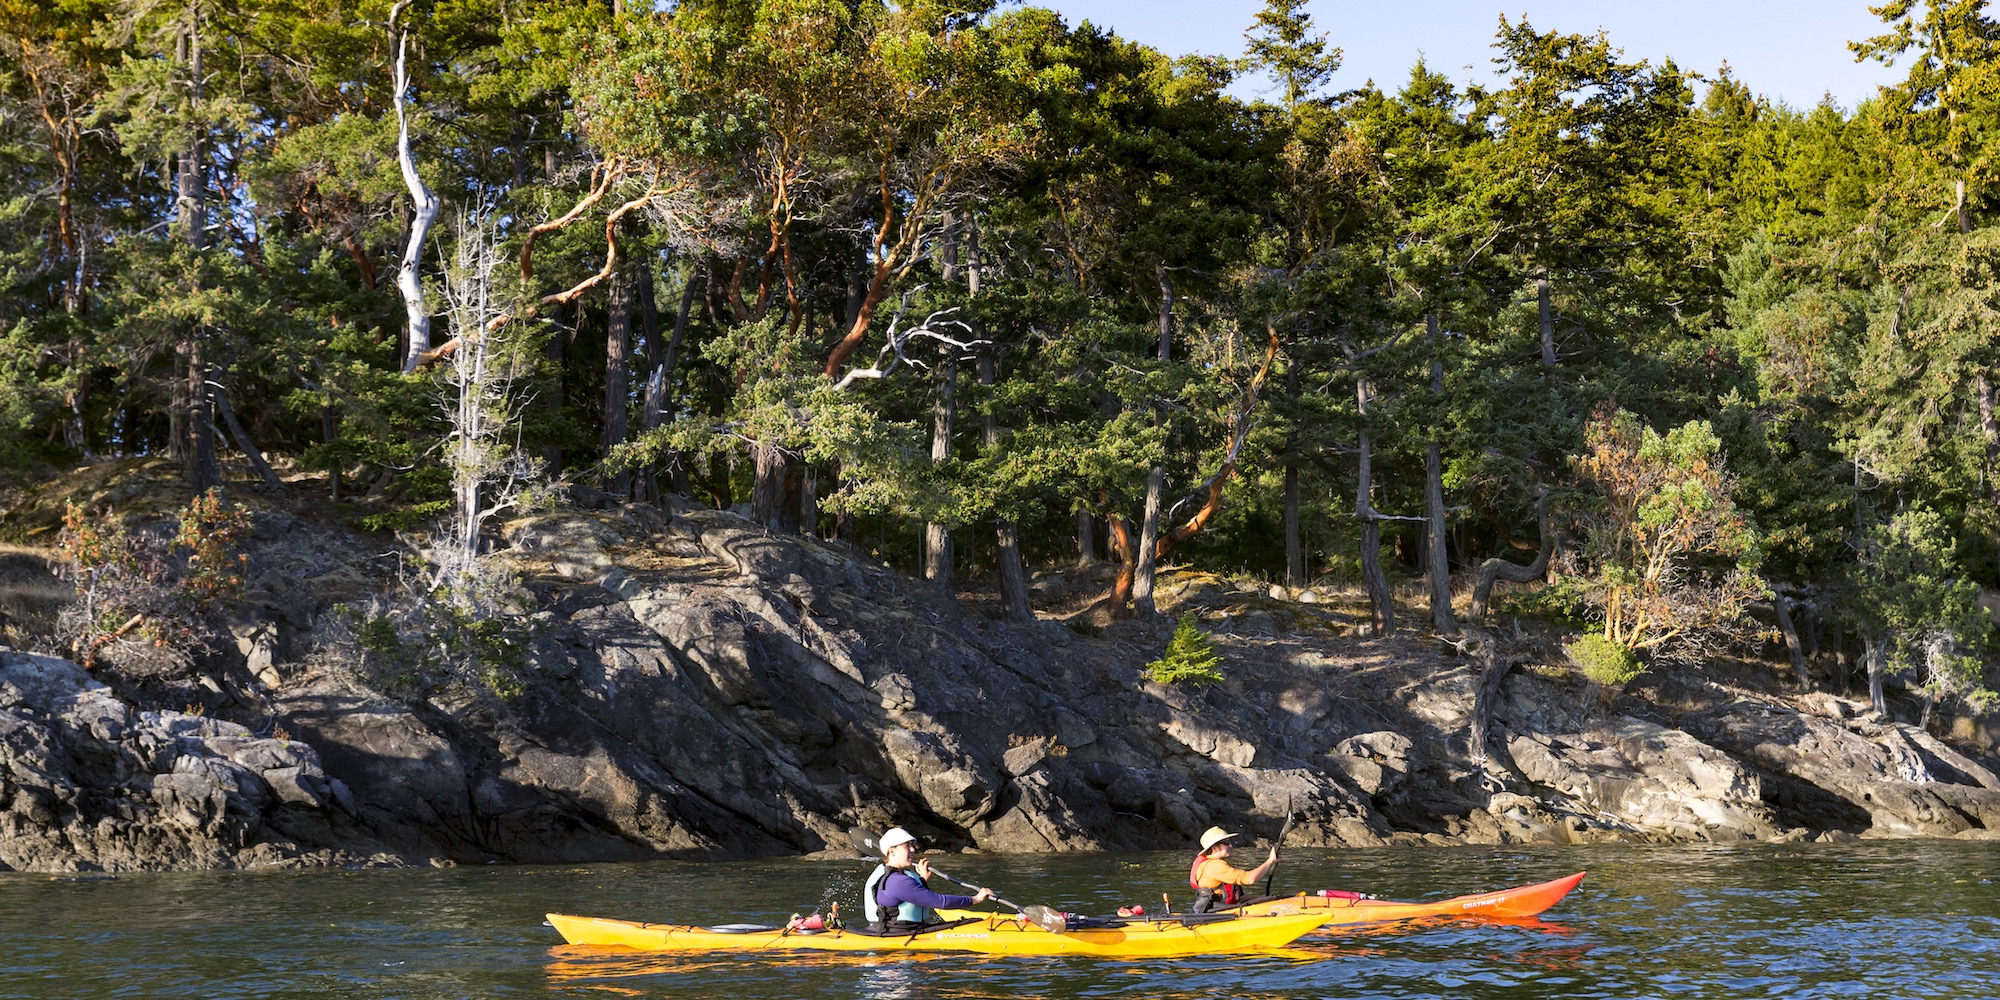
[3,0,1994,710]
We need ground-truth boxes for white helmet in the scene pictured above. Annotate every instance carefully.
[878,827,919,854]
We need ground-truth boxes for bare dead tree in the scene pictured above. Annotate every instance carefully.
[430,212,555,607]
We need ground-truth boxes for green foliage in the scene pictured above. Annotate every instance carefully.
[355,499,454,533]
[1852,0,2000,207]
[1241,0,1339,110]
[1144,614,1225,687]
[0,0,1996,713]
[1494,573,1593,628]
[1466,17,1695,326]
[1565,633,1644,688]
[1845,227,2000,549]
[338,599,537,704]
[1850,507,1996,711]
[172,489,254,609]
[1573,406,1765,659]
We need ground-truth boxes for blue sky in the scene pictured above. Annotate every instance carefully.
[1032,1,1905,112]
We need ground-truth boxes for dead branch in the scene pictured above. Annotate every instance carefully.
[832,296,988,390]
[1468,486,1556,626]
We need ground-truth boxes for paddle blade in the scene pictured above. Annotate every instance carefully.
[1021,905,1067,934]
[846,827,879,856]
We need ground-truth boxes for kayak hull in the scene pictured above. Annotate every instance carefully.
[545,909,1332,957]
[1232,871,1586,926]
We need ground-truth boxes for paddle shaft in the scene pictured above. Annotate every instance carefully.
[925,865,1018,911]
[928,865,1070,933]
[1264,802,1295,897]
[848,828,1001,901]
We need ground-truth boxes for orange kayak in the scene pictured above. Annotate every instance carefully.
[1229,871,1586,926]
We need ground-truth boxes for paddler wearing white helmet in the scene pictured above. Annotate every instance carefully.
[862,826,996,931]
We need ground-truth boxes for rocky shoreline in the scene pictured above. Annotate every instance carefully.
[4,489,2000,873]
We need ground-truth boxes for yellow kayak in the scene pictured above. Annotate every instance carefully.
[544,909,1332,957]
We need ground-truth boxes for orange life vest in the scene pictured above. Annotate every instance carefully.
[1188,853,1239,912]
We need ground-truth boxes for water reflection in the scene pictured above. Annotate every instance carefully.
[857,961,925,999]
[534,909,1598,1000]
[1313,913,1580,939]
[543,945,963,981]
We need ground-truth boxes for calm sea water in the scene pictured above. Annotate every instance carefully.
[2,841,1996,999]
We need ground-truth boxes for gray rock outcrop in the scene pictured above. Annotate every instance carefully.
[0,649,370,871]
[3,498,1998,872]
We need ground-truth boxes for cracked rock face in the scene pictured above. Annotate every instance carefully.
[397,508,1998,858]
[6,500,2000,872]
[0,650,366,872]
[1502,723,1778,842]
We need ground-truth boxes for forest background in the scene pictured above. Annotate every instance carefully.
[4,0,1999,725]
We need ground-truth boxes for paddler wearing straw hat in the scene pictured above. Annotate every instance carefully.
[863,826,996,932]
[1188,825,1279,913]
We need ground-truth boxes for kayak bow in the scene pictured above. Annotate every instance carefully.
[544,909,1332,957]
[1229,871,1586,926]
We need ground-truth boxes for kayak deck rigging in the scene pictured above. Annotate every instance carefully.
[1227,871,1587,926]
[544,908,1333,957]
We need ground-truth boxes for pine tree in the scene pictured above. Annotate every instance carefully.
[1144,613,1225,686]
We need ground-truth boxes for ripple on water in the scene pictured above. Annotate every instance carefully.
[1,840,1997,999]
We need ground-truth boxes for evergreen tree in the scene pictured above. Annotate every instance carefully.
[1144,613,1224,686]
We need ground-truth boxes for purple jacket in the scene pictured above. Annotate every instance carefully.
[876,869,977,913]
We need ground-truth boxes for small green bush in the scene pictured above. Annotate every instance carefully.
[1145,614,1224,687]
[354,498,452,533]
[336,600,535,702]
[1565,633,1643,687]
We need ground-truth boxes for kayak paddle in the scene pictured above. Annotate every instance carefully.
[1264,799,1295,898]
[846,826,1068,933]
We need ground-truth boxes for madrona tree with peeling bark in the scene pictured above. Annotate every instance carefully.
[1571,405,1764,666]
